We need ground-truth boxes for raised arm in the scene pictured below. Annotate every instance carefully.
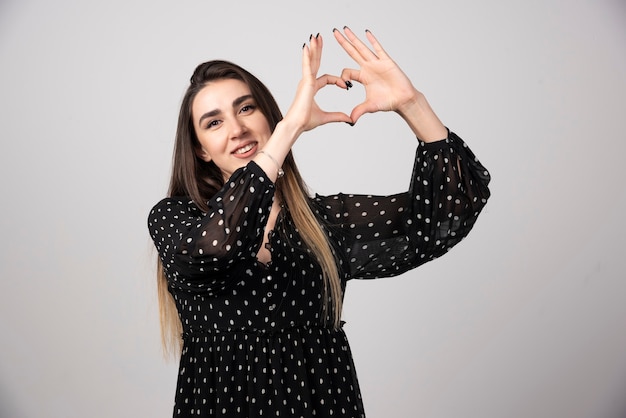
[252,34,352,181]
[315,132,491,280]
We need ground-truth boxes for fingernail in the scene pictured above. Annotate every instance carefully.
[302,43,306,49]
[345,122,355,126]
[309,34,313,41]
[333,28,338,32]
[343,26,349,30]
[344,80,353,89]
[365,29,371,33]
[315,33,320,39]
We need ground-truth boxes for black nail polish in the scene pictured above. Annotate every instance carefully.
[343,25,349,30]
[309,34,313,41]
[302,43,306,49]
[315,33,320,39]
[333,28,338,32]
[345,80,353,89]
[345,122,355,127]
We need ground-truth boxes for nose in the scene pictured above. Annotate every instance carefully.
[229,117,246,139]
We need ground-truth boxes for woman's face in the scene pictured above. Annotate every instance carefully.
[192,78,272,181]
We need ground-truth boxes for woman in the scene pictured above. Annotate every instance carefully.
[148,27,490,417]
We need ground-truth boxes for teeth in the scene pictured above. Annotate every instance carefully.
[234,143,255,155]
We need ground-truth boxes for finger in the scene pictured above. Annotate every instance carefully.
[332,27,365,65]
[301,43,311,78]
[342,26,379,62]
[318,110,353,126]
[339,68,362,85]
[350,101,378,124]
[308,33,323,76]
[363,29,390,60]
[315,73,352,91]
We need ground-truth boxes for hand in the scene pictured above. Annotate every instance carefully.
[256,34,353,182]
[282,34,353,135]
[333,27,447,142]
[333,27,420,123]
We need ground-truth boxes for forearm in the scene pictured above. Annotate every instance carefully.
[396,91,448,143]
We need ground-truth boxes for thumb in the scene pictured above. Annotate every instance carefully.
[318,111,353,127]
[349,102,376,124]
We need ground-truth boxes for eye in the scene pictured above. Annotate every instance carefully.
[205,119,221,129]
[240,104,256,114]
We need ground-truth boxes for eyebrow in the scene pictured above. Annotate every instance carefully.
[197,94,254,127]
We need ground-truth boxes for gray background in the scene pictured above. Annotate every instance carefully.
[1,0,625,417]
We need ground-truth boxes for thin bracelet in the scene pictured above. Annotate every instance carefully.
[257,150,284,178]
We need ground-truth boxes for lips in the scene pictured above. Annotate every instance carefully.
[232,141,257,157]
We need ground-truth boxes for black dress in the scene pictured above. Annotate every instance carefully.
[148,131,490,417]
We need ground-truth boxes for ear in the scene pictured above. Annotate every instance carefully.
[195,146,211,162]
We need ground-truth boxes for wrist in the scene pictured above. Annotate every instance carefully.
[395,88,423,116]
[253,120,299,182]
[396,93,447,142]
[274,118,304,143]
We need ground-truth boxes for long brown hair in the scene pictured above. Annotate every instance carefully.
[157,60,342,358]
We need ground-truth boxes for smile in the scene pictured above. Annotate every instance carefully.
[233,142,257,155]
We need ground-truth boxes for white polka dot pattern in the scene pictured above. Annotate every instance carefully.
[147,131,490,417]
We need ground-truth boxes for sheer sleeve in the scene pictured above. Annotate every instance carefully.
[314,130,491,280]
[147,162,275,294]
